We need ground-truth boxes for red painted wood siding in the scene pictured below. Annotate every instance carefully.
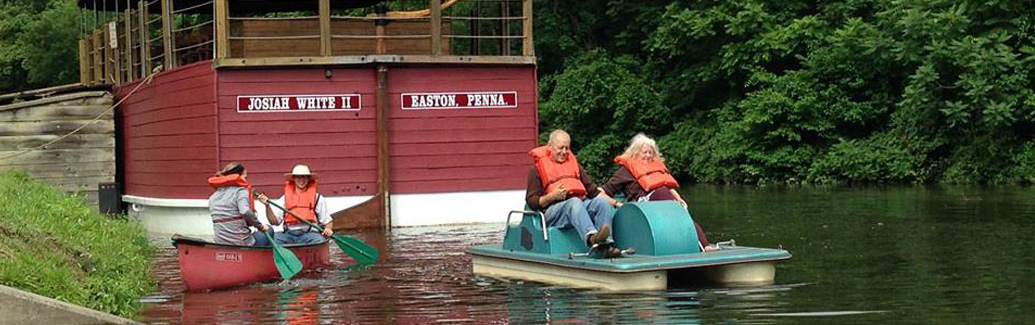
[217,68,378,198]
[388,66,537,193]
[116,62,218,199]
[118,63,536,199]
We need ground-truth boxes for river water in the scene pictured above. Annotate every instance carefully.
[139,186,1035,324]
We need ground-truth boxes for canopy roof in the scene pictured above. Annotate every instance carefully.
[78,0,384,14]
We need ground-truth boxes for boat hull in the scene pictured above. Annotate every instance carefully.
[173,235,331,292]
[467,244,790,291]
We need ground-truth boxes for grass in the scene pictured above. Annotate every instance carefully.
[0,171,155,318]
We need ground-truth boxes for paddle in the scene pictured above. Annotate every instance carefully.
[256,192,379,264]
[264,230,303,280]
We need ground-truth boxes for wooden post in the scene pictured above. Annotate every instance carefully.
[111,21,122,85]
[319,0,331,56]
[215,0,230,58]
[376,65,391,229]
[500,1,509,56]
[522,0,533,57]
[92,31,103,84]
[161,0,174,69]
[430,0,441,55]
[375,8,386,54]
[79,39,90,85]
[103,25,113,84]
[139,0,150,76]
[124,9,134,81]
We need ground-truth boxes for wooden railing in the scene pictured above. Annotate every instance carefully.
[80,0,534,86]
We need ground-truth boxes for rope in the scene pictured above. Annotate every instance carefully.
[0,72,157,162]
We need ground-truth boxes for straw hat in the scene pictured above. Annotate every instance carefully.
[284,164,318,180]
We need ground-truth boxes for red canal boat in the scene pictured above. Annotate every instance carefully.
[173,235,331,292]
[77,0,539,236]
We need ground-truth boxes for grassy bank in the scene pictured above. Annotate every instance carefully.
[0,171,155,318]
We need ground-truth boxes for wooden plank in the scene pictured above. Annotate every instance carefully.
[391,152,527,169]
[123,184,211,199]
[522,0,533,57]
[219,144,376,160]
[0,134,114,151]
[130,116,214,137]
[390,127,533,144]
[430,0,441,56]
[104,26,113,84]
[93,31,103,84]
[392,177,524,194]
[500,1,509,56]
[215,157,377,175]
[0,106,112,122]
[129,147,216,161]
[0,161,113,174]
[124,133,214,148]
[390,140,530,157]
[79,40,89,85]
[220,132,374,148]
[0,148,114,165]
[123,104,215,127]
[123,159,213,173]
[7,164,115,179]
[0,120,114,137]
[125,9,135,81]
[215,0,230,58]
[161,0,174,69]
[211,55,535,68]
[219,119,375,134]
[390,116,531,131]
[319,0,331,56]
[139,0,150,77]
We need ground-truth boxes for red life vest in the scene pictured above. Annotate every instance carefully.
[206,174,254,211]
[614,156,679,192]
[283,181,319,225]
[529,146,587,196]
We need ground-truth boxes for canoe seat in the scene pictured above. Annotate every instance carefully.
[501,208,589,254]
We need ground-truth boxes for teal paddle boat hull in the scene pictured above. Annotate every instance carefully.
[466,201,792,290]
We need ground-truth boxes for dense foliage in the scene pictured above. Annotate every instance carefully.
[4,0,1035,184]
[0,172,155,318]
[536,0,1035,184]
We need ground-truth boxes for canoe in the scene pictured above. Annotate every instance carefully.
[173,235,331,292]
[466,201,792,290]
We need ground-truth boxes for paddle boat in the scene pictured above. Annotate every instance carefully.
[466,201,792,290]
[173,235,331,292]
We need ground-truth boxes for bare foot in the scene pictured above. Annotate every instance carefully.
[703,244,721,252]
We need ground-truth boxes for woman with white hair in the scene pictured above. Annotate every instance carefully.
[598,133,719,251]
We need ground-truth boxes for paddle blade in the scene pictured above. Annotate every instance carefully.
[332,235,379,264]
[267,233,303,280]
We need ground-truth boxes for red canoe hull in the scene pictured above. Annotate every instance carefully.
[173,235,331,292]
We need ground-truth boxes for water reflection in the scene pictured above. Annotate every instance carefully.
[141,186,1035,323]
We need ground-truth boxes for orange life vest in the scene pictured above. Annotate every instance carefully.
[206,174,254,211]
[283,181,319,225]
[529,146,587,196]
[614,156,679,191]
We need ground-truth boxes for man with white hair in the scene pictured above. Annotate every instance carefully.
[526,129,618,257]
[258,164,333,244]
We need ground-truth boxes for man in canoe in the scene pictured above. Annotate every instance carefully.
[597,133,719,251]
[526,129,618,257]
[207,162,272,246]
[258,164,333,244]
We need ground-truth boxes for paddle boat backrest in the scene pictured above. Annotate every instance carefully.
[502,208,588,254]
[612,201,702,256]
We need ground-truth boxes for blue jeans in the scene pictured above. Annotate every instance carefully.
[274,230,325,244]
[544,196,615,244]
[252,231,272,247]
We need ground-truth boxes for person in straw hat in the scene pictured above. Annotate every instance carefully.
[257,164,333,244]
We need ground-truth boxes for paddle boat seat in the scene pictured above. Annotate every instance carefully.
[501,200,702,256]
